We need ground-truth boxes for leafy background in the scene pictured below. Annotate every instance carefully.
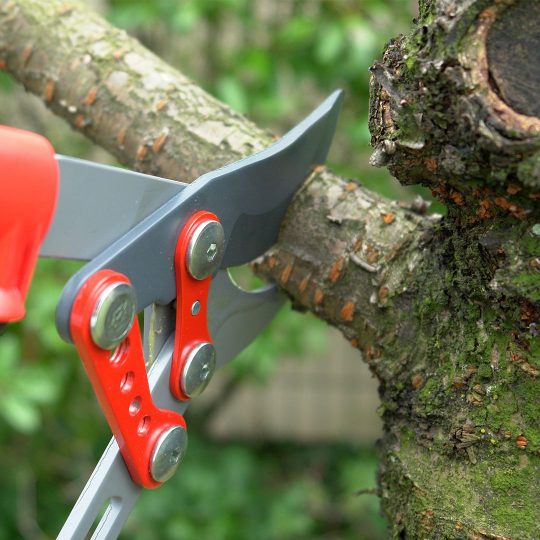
[0,1,424,539]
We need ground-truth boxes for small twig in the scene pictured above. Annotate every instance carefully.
[354,487,378,497]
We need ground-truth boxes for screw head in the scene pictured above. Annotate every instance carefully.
[191,300,201,316]
[150,425,188,483]
[90,282,137,350]
[186,220,224,280]
[181,342,216,398]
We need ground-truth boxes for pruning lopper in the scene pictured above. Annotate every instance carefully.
[0,90,343,539]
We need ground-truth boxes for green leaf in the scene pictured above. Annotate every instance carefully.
[0,394,40,433]
[0,71,13,92]
[14,367,59,405]
[172,2,200,33]
[278,17,316,47]
[0,334,20,376]
[215,76,249,114]
[315,23,345,65]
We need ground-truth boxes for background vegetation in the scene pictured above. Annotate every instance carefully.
[0,1,422,538]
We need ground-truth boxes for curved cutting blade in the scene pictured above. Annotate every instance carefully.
[56,90,343,342]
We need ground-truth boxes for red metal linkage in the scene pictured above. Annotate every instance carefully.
[70,270,186,489]
[0,126,58,322]
[169,211,217,401]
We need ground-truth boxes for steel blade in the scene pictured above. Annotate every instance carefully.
[56,90,343,342]
[41,156,186,260]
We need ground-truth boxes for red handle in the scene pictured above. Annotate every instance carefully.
[0,126,58,322]
[70,270,187,488]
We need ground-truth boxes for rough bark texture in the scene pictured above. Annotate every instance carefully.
[0,0,538,538]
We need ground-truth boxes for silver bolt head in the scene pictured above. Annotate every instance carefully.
[191,300,201,316]
[90,282,137,350]
[187,220,224,280]
[150,425,188,483]
[181,342,216,398]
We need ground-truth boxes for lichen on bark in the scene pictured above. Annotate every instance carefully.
[367,0,539,537]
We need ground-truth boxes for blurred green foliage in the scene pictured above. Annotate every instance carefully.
[0,1,420,538]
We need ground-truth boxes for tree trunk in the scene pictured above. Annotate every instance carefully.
[0,0,538,538]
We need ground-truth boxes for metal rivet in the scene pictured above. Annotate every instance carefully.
[186,220,225,280]
[191,300,201,316]
[181,342,216,398]
[150,425,188,483]
[90,282,137,350]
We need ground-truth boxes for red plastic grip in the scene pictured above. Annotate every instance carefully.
[169,211,216,400]
[0,125,58,322]
[70,270,186,488]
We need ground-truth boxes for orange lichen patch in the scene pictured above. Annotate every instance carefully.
[431,184,447,198]
[298,273,311,293]
[314,288,324,305]
[155,98,169,111]
[378,286,389,302]
[506,183,522,195]
[466,392,483,406]
[365,245,379,264]
[449,190,464,206]
[136,144,148,160]
[424,157,437,172]
[494,197,511,210]
[152,131,168,153]
[509,349,525,364]
[57,3,73,15]
[477,199,492,219]
[340,300,355,322]
[43,79,55,102]
[21,43,33,64]
[345,182,357,191]
[113,47,129,61]
[411,373,425,390]
[492,197,526,219]
[362,343,381,361]
[280,264,293,284]
[381,212,395,224]
[509,205,526,220]
[520,362,540,378]
[520,301,538,325]
[84,87,97,106]
[0,58,6,70]
[328,258,345,283]
[516,435,528,449]
[74,115,91,129]
[116,127,126,146]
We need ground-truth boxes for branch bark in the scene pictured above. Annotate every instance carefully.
[0,0,538,538]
